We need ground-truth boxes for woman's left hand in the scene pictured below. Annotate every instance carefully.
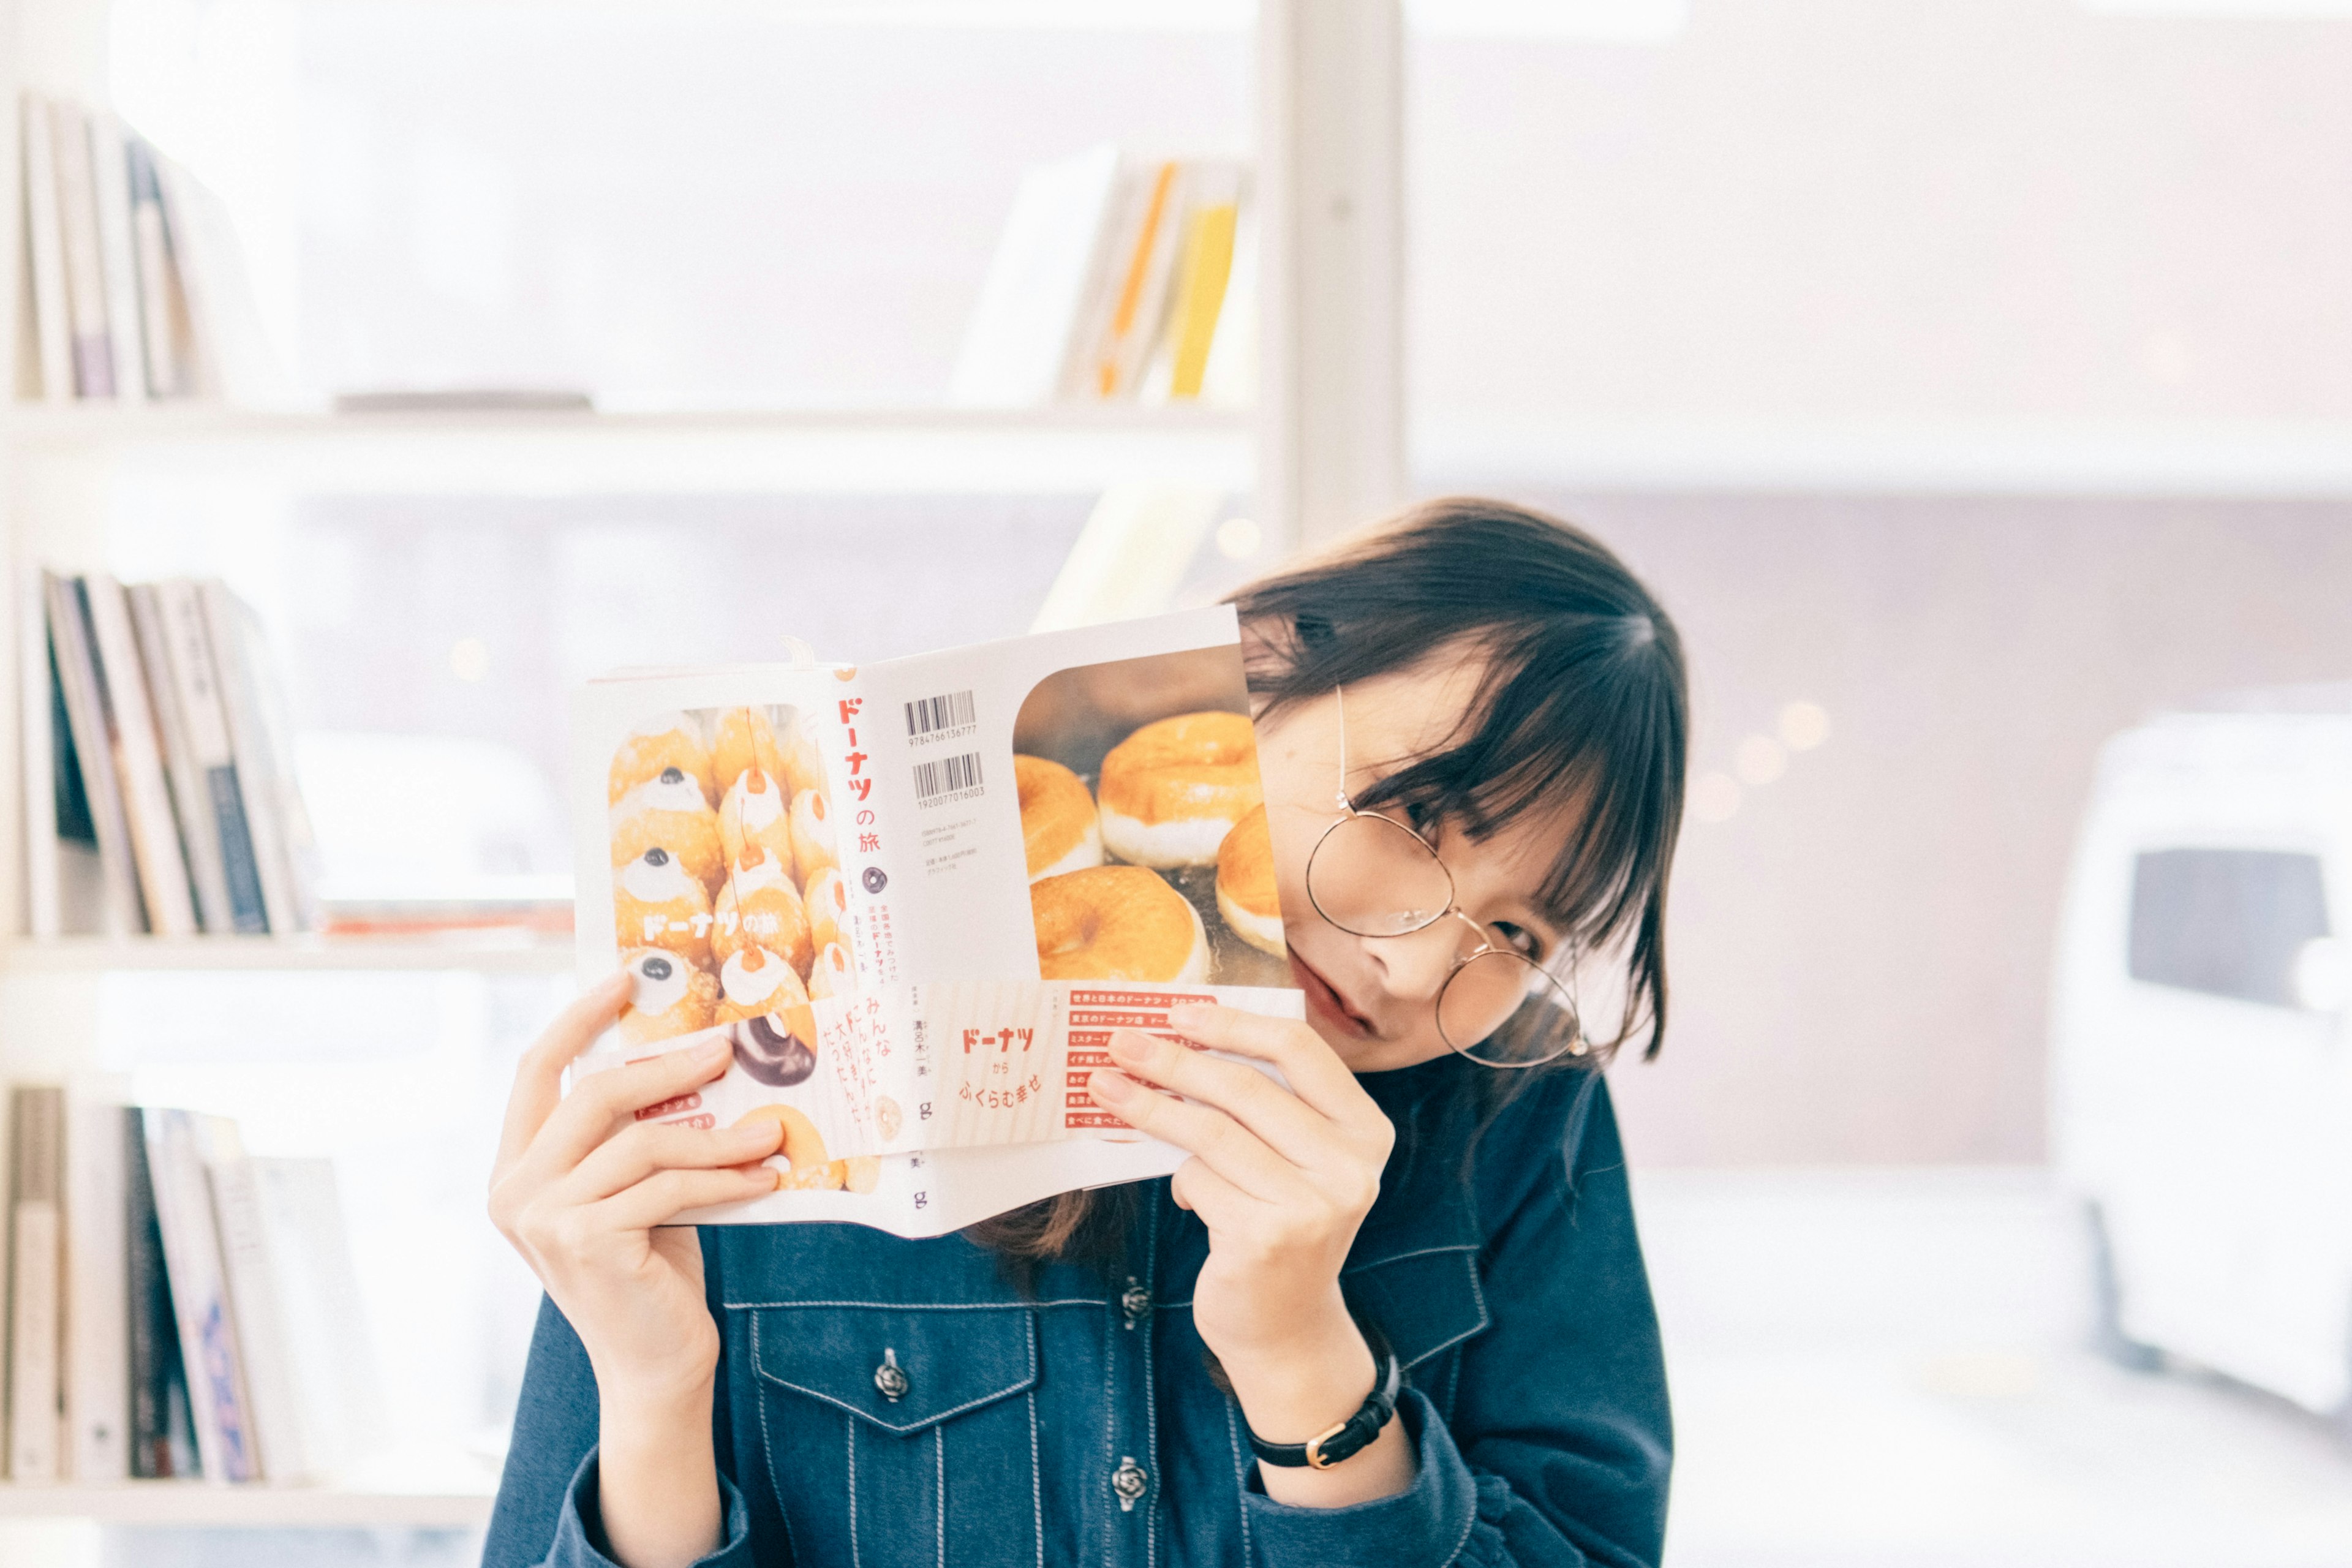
[1087,1001,1396,1403]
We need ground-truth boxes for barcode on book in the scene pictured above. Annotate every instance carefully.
[911,751,984,806]
[905,688,976,741]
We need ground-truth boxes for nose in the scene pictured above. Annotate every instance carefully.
[1363,911,1478,1002]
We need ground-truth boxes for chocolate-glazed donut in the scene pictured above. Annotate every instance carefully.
[731,1014,817,1087]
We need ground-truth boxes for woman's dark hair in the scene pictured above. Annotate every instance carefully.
[968,498,1688,1268]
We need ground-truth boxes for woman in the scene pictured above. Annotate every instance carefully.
[485,499,1686,1568]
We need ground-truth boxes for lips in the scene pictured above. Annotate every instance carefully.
[1291,949,1374,1039]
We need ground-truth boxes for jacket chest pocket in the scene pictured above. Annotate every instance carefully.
[747,1305,1040,1568]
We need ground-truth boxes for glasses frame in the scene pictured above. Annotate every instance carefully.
[1301,687,1588,1069]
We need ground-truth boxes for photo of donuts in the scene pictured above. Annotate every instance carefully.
[608,704,859,1078]
[1013,647,1291,990]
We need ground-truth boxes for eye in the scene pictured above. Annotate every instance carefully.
[1491,921,1545,962]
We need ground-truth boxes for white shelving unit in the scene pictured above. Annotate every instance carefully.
[0,0,1408,1534]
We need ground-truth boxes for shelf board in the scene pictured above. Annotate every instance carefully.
[0,403,1257,495]
[4,934,575,974]
[0,1482,494,1528]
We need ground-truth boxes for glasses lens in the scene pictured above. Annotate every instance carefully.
[1306,812,1454,937]
[1438,950,1581,1068]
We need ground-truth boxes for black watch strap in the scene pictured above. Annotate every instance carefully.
[1245,1346,1403,1469]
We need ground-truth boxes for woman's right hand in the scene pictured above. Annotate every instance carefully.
[489,971,784,1405]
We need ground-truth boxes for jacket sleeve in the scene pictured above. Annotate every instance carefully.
[482,1275,767,1568]
[1242,1074,1672,1568]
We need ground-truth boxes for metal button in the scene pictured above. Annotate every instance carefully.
[874,1348,908,1403]
[1110,1456,1149,1511]
[1120,1281,1152,1327]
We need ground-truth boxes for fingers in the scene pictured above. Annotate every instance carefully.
[562,1116,785,1204]
[1087,1068,1294,1199]
[1166,1003,1364,1120]
[594,1164,782,1232]
[524,1034,737,1182]
[1104,1028,1327,1165]
[496,971,632,1173]
[1169,1153,1256,1219]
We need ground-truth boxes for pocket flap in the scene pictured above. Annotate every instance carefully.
[1344,1245,1489,1369]
[749,1305,1037,1436]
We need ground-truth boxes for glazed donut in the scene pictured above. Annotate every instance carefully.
[713,846,813,974]
[731,1103,832,1188]
[777,709,827,801]
[614,848,714,968]
[801,866,849,954]
[612,769,727,892]
[1016,755,1103,882]
[1214,804,1287,957]
[610,712,717,807]
[714,944,816,1041]
[710,706,781,797]
[718,767,796,870]
[1031,865,1211,984]
[1096,712,1262,869]
[809,940,857,1000]
[789,787,838,884]
[619,948,718,1045]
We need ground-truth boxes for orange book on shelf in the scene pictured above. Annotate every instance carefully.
[1089,160,1183,400]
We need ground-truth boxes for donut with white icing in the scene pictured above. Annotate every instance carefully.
[712,846,813,974]
[718,767,795,871]
[613,847,714,968]
[611,768,727,892]
[610,712,717,807]
[619,948,718,1046]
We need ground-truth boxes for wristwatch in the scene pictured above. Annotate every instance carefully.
[1244,1343,1403,1469]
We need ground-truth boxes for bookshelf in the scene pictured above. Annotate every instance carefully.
[0,0,1407,1536]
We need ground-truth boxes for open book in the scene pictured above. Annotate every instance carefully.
[570,607,1300,1237]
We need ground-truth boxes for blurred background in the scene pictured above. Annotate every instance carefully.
[8,1,2352,1564]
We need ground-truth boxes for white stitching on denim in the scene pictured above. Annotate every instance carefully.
[722,1296,1108,1311]
[1221,1398,1252,1564]
[1142,1192,1161,1568]
[759,1372,1036,1434]
[1100,1300,1117,1568]
[847,1414,862,1568]
[750,1316,799,1564]
[1028,1388,1044,1568]
[935,1425,946,1568]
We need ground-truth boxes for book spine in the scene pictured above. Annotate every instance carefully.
[1086,160,1186,401]
[124,1110,190,1477]
[127,140,186,399]
[21,97,76,403]
[46,573,146,933]
[202,1129,306,1482]
[197,582,295,933]
[21,569,62,938]
[1164,189,1240,401]
[142,1109,260,1482]
[50,100,117,399]
[7,1087,66,1480]
[88,110,149,406]
[130,584,234,933]
[83,574,201,936]
[64,1087,131,1481]
[158,581,267,932]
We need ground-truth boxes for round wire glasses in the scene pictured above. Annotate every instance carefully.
[1300,689,1589,1069]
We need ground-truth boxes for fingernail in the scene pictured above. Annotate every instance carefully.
[1088,1068,1133,1102]
[1106,1030,1148,1060]
[699,1036,733,1063]
[1167,1002,1208,1028]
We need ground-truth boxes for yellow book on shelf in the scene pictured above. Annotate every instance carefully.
[1165,199,1238,401]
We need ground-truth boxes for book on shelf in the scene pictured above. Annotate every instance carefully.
[22,571,319,940]
[952,146,1251,411]
[13,91,276,407]
[0,1088,381,1482]
[570,606,1301,1239]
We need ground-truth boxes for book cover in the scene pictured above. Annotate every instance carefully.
[569,608,1302,1237]
[49,100,117,399]
[1074,159,1189,402]
[203,1125,307,1481]
[125,1109,197,1477]
[159,579,268,932]
[198,582,299,932]
[949,144,1123,409]
[63,1083,132,1482]
[45,572,147,933]
[21,97,76,404]
[83,573,201,935]
[151,154,286,405]
[142,1108,261,1483]
[127,138,190,399]
[7,1085,66,1481]
[87,110,149,407]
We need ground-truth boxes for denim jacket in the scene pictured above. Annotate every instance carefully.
[483,1057,1671,1568]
